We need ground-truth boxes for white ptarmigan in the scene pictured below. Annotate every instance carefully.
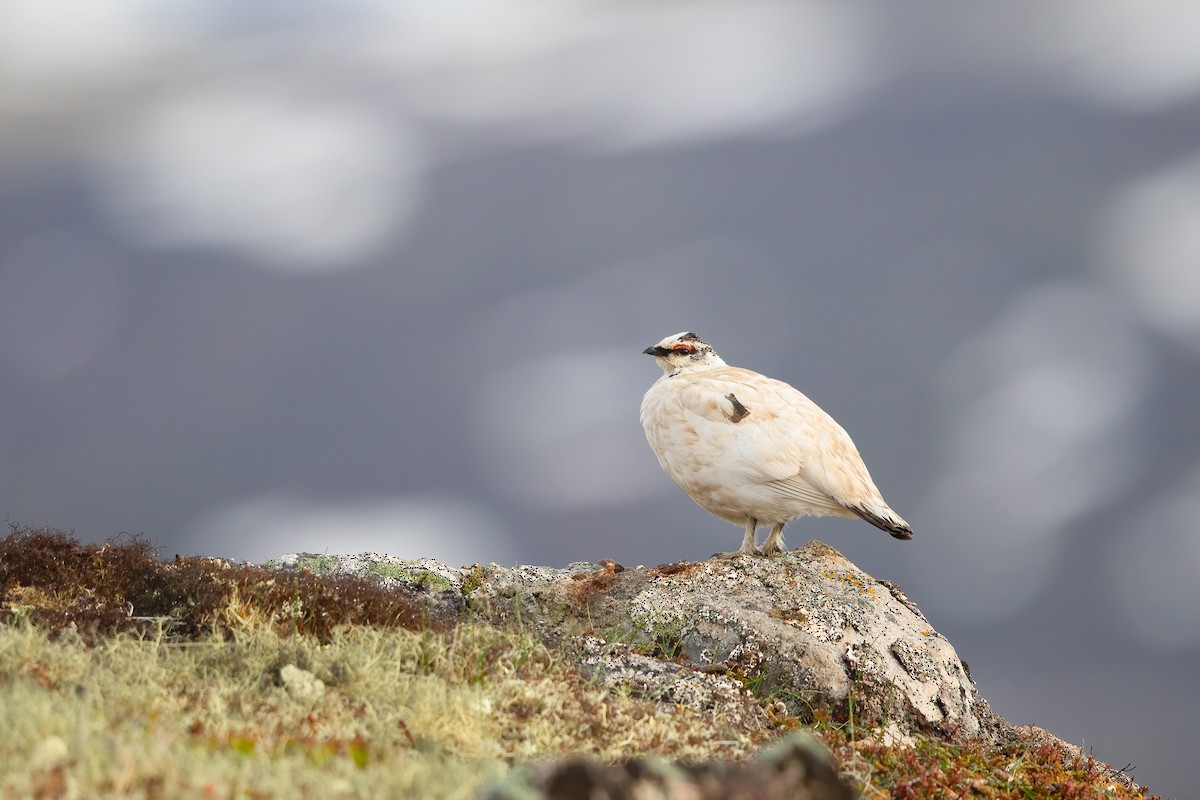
[640,331,912,557]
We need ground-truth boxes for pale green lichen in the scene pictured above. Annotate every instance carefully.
[365,561,454,592]
[291,553,342,575]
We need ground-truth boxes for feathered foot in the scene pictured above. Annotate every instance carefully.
[758,523,786,556]
[712,518,759,560]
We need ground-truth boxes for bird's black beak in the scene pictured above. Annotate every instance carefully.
[643,345,670,356]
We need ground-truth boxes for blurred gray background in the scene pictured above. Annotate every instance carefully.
[1,2,1197,795]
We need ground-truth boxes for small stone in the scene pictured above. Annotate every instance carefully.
[279,664,325,701]
[30,736,69,772]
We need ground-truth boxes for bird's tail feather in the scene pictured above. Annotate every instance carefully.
[847,505,913,540]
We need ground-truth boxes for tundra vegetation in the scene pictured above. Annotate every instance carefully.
[0,525,1158,799]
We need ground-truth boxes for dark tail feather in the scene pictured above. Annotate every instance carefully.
[848,506,913,540]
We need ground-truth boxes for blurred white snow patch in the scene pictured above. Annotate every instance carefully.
[1028,1,1200,113]
[912,283,1151,624]
[579,1,880,148]
[96,87,421,272]
[0,232,123,381]
[472,349,664,510]
[1098,153,1200,350]
[2,1,881,161]
[0,0,186,103]
[1107,468,1200,650]
[188,496,513,566]
[369,0,881,149]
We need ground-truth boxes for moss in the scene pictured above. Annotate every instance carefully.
[366,562,453,593]
[626,617,688,662]
[291,554,342,575]
[460,564,488,596]
[798,707,1158,800]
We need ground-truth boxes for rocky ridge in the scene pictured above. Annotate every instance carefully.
[276,541,1011,748]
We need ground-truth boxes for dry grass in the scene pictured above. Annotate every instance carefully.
[0,619,764,799]
[0,524,454,643]
[0,526,765,799]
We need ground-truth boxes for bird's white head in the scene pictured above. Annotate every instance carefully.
[643,331,726,376]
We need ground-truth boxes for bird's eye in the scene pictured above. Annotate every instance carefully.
[671,343,695,354]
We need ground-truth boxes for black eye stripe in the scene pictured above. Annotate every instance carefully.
[645,340,704,357]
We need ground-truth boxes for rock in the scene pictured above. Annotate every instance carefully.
[484,731,855,800]
[29,735,72,799]
[279,663,326,701]
[471,542,1006,743]
[271,552,463,593]
[268,541,1009,744]
[30,736,69,771]
[578,637,771,736]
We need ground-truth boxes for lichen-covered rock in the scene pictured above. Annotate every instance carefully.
[469,542,1003,742]
[578,637,770,735]
[272,552,463,592]
[270,541,1008,744]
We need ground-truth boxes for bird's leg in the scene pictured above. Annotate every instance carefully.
[713,518,758,560]
[758,523,786,556]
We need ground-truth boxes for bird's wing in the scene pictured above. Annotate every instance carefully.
[677,367,881,510]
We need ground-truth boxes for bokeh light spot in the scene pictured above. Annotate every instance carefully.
[96,88,422,272]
